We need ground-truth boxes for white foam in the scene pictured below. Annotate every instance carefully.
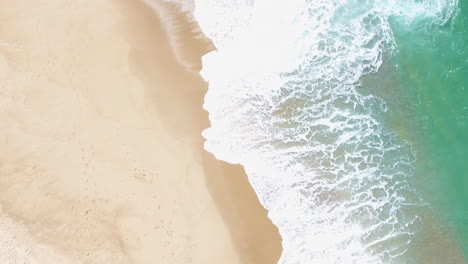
[193,0,459,263]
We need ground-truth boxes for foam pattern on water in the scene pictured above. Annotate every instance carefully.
[194,0,458,263]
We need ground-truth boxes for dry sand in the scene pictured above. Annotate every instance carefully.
[0,0,281,263]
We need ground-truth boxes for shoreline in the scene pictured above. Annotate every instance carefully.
[124,1,283,262]
[0,0,282,263]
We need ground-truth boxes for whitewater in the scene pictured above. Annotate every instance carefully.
[193,0,461,263]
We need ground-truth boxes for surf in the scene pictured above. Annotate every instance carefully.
[194,0,461,263]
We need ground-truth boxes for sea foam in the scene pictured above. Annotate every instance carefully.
[193,0,458,263]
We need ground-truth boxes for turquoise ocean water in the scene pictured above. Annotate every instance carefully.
[391,0,468,256]
[194,0,467,262]
[360,1,468,260]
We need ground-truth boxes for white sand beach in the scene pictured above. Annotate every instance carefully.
[0,0,281,263]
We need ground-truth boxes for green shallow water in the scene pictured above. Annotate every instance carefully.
[389,1,468,258]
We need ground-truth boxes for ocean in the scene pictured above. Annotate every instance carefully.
[193,0,467,263]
